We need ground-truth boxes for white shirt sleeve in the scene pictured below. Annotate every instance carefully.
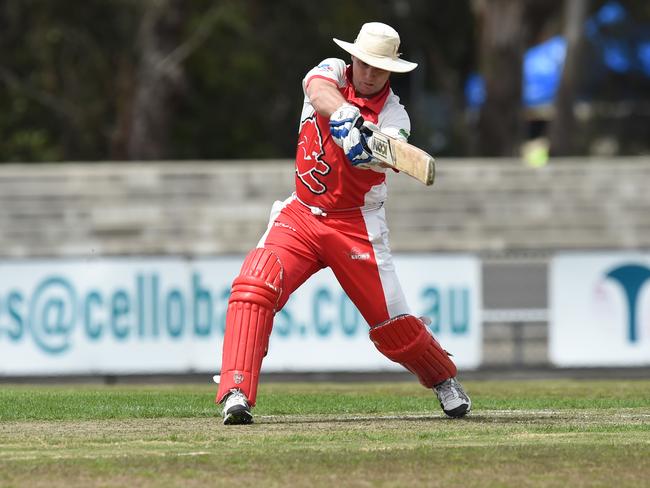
[302,58,348,94]
[377,91,411,142]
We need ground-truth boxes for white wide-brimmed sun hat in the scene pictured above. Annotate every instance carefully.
[333,22,417,73]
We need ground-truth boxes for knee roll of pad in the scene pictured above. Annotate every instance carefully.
[233,247,283,306]
[369,314,457,388]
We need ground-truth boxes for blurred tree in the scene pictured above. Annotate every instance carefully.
[1,0,648,162]
[0,0,140,161]
[173,0,380,159]
[127,0,188,160]
[388,0,476,156]
[474,0,527,156]
[549,0,590,156]
[0,0,478,161]
[471,0,574,157]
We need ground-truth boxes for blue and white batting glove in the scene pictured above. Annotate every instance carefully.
[342,119,373,166]
[353,121,385,170]
[329,103,362,147]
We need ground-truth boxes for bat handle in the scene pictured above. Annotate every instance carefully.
[356,118,374,154]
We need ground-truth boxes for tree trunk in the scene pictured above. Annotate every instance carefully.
[127,0,187,160]
[476,0,526,156]
[548,0,589,156]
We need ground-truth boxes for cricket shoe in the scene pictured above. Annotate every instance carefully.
[434,377,471,418]
[222,389,253,425]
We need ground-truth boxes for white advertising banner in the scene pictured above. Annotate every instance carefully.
[550,253,650,366]
[0,255,481,375]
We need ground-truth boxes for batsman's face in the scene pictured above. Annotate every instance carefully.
[351,56,391,97]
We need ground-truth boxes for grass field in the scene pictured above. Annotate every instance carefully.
[1,379,649,487]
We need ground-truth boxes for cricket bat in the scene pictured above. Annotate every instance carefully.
[364,128,436,186]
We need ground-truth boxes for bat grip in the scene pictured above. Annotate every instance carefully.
[355,118,374,154]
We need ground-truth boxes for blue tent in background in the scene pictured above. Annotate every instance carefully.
[465,1,650,109]
[464,35,567,109]
[523,35,567,107]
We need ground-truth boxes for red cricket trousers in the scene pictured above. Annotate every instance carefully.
[258,195,410,325]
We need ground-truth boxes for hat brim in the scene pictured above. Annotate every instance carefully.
[333,38,417,73]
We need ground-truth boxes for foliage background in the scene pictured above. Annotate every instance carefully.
[0,0,648,162]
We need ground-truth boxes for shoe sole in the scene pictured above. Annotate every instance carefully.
[442,401,472,418]
[223,406,253,425]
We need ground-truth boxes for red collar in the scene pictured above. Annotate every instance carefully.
[342,65,390,115]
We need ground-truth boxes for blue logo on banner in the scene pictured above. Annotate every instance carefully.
[605,264,650,343]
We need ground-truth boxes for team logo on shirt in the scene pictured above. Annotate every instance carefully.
[295,114,331,194]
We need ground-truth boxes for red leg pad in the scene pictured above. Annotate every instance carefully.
[369,314,457,388]
[216,248,282,407]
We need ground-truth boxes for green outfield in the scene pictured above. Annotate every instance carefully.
[1,379,649,487]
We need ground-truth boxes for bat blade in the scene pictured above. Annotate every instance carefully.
[368,130,435,186]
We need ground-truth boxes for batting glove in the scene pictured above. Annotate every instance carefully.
[352,121,385,170]
[329,103,362,147]
[343,118,376,166]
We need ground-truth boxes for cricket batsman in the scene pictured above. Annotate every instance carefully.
[216,22,471,424]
